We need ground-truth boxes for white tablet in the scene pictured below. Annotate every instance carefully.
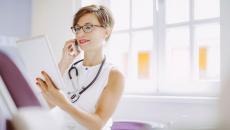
[16,35,65,90]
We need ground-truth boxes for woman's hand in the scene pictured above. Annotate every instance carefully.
[59,39,80,75]
[62,39,80,61]
[35,71,68,108]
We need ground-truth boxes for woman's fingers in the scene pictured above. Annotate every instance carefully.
[64,39,78,56]
[64,39,75,50]
[64,39,75,48]
[41,71,52,88]
[41,71,59,90]
[36,78,47,92]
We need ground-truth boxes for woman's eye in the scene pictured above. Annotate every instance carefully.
[76,27,81,31]
[85,26,91,29]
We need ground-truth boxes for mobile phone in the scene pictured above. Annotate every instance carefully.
[75,39,80,52]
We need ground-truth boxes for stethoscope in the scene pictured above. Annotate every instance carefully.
[67,56,106,103]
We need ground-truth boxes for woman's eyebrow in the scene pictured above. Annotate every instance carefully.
[84,22,92,25]
[77,22,92,26]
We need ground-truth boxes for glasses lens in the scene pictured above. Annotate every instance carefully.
[83,24,93,33]
[75,26,81,33]
[71,26,81,34]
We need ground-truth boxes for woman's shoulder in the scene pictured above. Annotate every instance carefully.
[106,67,125,90]
[109,67,124,78]
[105,60,124,79]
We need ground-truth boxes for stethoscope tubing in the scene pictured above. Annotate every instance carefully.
[68,57,106,96]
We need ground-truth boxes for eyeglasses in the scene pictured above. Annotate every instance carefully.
[71,23,104,34]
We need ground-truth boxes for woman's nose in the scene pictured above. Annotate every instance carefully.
[76,28,85,37]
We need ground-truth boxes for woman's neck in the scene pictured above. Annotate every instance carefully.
[83,50,104,67]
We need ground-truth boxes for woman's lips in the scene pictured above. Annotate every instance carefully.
[79,39,90,44]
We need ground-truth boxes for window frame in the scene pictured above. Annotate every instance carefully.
[157,0,220,96]
[81,0,220,97]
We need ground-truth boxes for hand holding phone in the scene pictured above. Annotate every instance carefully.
[59,39,81,75]
[61,39,80,60]
[66,39,80,56]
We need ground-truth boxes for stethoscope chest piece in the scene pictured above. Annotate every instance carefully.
[67,91,80,103]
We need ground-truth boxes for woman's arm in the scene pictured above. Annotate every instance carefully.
[58,59,71,76]
[59,68,125,130]
[58,39,80,75]
[36,68,124,130]
[41,92,56,109]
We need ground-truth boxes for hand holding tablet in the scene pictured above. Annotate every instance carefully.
[16,35,66,91]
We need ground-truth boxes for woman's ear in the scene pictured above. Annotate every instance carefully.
[105,27,112,39]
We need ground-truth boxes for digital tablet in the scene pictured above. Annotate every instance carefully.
[16,35,65,90]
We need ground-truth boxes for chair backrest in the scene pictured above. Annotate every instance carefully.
[111,121,152,130]
[0,50,43,130]
[0,51,41,108]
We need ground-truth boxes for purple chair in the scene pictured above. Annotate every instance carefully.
[0,51,41,108]
[0,50,42,130]
[111,121,152,130]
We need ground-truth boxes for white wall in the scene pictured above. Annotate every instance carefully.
[0,0,31,37]
[31,0,81,62]
[112,96,218,128]
[219,0,230,128]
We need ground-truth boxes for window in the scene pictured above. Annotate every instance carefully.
[108,0,157,94]
[83,0,220,96]
[162,0,220,96]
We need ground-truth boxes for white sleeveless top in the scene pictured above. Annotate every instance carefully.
[50,57,113,130]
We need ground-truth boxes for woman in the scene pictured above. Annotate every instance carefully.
[36,4,125,130]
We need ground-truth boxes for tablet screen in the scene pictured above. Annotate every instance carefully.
[16,35,65,90]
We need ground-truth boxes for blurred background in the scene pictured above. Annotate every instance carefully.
[1,0,230,129]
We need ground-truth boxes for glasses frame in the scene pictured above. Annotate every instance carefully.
[71,23,104,34]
